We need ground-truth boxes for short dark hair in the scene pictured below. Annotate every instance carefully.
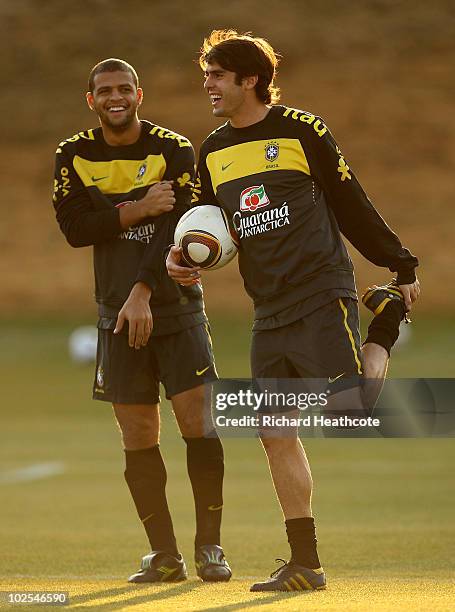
[88,58,138,92]
[199,30,280,104]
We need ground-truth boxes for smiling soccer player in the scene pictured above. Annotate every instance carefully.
[167,31,420,592]
[53,58,231,584]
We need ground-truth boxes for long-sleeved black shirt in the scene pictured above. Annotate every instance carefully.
[193,105,418,329]
[53,120,205,335]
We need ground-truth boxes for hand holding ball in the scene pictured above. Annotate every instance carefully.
[174,205,238,270]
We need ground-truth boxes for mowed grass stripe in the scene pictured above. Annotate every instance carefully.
[1,579,455,611]
[0,462,65,484]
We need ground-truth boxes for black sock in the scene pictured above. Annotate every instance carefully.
[184,434,224,548]
[285,517,321,569]
[124,445,178,557]
[364,300,405,355]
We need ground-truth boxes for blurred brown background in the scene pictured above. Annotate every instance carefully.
[1,0,453,317]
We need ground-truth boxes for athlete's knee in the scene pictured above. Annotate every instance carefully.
[172,385,212,437]
[259,434,300,456]
[114,405,159,450]
[121,424,158,450]
[179,420,206,438]
[361,342,389,379]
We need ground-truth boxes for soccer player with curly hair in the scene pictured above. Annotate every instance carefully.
[167,31,420,592]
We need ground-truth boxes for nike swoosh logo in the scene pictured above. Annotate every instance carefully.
[221,162,233,171]
[91,175,108,182]
[328,373,345,383]
[196,365,211,376]
[208,504,223,511]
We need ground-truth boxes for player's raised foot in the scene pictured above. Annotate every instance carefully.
[195,544,232,582]
[250,559,326,592]
[128,551,188,583]
[361,279,410,322]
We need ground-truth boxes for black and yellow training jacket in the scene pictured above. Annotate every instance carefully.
[193,105,418,329]
[53,120,205,335]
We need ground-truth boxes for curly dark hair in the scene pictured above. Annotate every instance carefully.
[199,30,281,104]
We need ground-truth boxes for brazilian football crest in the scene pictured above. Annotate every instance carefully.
[96,366,104,388]
[265,142,279,162]
[136,162,147,181]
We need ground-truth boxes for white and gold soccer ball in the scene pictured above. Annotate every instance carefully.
[174,205,238,270]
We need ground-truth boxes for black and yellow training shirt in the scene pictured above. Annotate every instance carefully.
[193,105,418,330]
[53,120,205,335]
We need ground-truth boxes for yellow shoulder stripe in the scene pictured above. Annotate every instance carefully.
[73,154,166,194]
[149,125,191,148]
[282,108,328,137]
[56,130,95,153]
[206,138,310,193]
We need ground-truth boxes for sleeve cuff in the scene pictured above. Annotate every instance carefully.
[396,268,417,285]
[135,271,159,293]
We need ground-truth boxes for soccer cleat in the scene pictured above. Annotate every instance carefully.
[195,544,232,582]
[250,558,326,592]
[128,551,188,583]
[361,279,410,322]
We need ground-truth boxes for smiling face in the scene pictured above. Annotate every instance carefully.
[203,62,250,119]
[86,71,143,131]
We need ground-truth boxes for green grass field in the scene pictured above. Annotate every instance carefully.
[0,316,454,610]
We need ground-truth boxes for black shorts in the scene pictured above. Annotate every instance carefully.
[251,298,363,382]
[93,322,218,405]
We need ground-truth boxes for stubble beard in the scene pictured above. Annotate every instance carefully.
[98,106,137,132]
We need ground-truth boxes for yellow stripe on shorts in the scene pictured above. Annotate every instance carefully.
[338,299,363,375]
